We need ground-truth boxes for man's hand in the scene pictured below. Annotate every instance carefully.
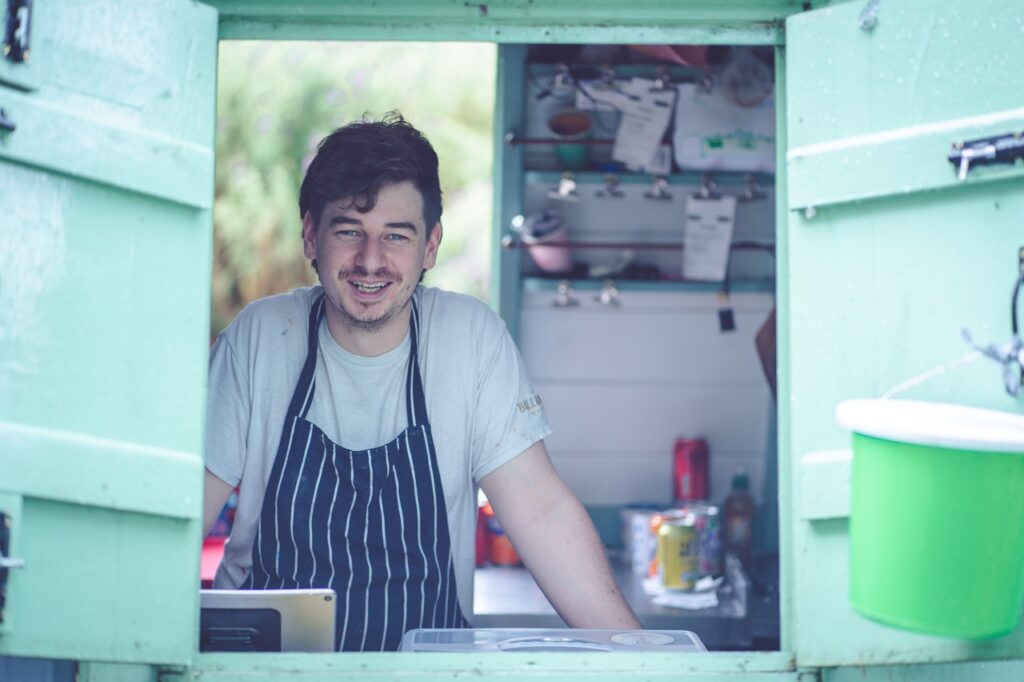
[203,468,235,538]
[479,441,642,629]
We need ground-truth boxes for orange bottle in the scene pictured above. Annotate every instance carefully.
[723,471,756,564]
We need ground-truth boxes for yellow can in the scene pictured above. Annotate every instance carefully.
[658,514,699,591]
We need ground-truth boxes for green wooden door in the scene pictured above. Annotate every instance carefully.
[0,0,217,666]
[784,0,1024,669]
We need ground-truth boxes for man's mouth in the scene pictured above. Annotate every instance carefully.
[351,281,390,294]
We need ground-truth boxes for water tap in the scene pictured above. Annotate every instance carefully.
[962,268,1024,396]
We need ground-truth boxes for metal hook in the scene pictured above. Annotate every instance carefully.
[644,176,673,201]
[598,64,617,89]
[596,173,625,198]
[553,280,580,308]
[548,172,579,201]
[693,174,721,200]
[650,66,674,92]
[739,175,766,202]
[595,279,621,307]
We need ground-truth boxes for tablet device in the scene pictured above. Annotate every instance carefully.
[199,589,336,652]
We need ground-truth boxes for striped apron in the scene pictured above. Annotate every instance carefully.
[243,293,469,651]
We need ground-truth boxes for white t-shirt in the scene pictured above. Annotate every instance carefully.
[205,285,550,618]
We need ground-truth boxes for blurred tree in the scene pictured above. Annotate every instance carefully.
[212,41,496,337]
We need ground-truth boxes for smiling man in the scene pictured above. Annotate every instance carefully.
[202,113,639,652]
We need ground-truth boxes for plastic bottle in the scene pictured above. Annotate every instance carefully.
[723,470,756,565]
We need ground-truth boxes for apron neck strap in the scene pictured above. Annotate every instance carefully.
[405,296,429,428]
[291,291,429,429]
[288,294,326,420]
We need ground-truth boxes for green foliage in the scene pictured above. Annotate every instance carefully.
[212,41,496,337]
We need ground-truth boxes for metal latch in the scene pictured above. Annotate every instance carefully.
[948,132,1024,181]
[0,512,26,624]
[3,0,30,63]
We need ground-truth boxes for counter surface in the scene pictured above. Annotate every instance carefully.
[472,553,778,650]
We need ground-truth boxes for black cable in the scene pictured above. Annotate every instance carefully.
[1012,271,1024,337]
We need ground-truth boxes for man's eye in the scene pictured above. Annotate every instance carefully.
[335,230,360,239]
[386,233,410,242]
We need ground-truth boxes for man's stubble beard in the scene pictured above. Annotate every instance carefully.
[330,270,414,334]
[335,297,408,333]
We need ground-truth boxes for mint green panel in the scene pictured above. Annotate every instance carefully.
[824,658,1024,682]
[211,0,801,43]
[0,0,218,666]
[785,0,1024,668]
[180,651,799,681]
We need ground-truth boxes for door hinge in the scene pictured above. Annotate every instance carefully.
[0,511,27,625]
[3,0,30,63]
[949,131,1024,181]
[0,106,15,133]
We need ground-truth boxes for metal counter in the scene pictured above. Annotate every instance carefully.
[472,553,778,650]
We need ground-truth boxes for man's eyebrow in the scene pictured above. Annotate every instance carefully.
[327,216,418,232]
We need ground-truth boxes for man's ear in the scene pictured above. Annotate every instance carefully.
[423,222,443,270]
[302,211,317,261]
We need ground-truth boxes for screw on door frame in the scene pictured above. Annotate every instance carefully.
[859,0,880,30]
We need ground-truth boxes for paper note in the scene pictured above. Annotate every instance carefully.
[683,195,737,282]
[626,143,673,175]
[574,81,630,113]
[612,77,676,171]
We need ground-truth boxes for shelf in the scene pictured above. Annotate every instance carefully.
[527,63,705,78]
[523,170,775,186]
[522,276,776,294]
[504,236,775,254]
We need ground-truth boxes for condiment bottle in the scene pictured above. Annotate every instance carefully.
[723,470,756,565]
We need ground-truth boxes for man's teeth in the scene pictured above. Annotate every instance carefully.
[355,282,387,293]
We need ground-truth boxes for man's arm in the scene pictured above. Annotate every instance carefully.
[479,440,642,629]
[203,468,235,538]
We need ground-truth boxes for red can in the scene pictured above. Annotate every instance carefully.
[475,503,490,567]
[673,437,709,502]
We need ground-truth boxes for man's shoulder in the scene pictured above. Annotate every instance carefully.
[418,286,504,332]
[223,286,321,344]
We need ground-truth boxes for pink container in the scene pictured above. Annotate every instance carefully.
[522,223,572,273]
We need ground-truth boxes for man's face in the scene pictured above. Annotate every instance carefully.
[303,180,441,345]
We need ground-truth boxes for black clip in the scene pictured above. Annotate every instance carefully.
[3,0,31,63]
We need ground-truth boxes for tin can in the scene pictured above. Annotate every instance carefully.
[620,506,660,575]
[693,504,723,577]
[673,438,709,503]
[649,509,688,578]
[657,514,699,591]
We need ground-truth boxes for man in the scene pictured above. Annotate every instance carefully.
[203,113,640,651]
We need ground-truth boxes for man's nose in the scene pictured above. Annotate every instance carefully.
[355,237,384,271]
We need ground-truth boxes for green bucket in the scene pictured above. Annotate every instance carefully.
[837,399,1024,639]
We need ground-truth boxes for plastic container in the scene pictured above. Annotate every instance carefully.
[547,109,593,170]
[837,399,1024,639]
[511,210,572,274]
[400,628,706,652]
[722,471,755,564]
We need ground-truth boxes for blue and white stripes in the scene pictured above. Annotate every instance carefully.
[244,295,468,651]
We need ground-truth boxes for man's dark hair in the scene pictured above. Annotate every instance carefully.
[299,112,443,235]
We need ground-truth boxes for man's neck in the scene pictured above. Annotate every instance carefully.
[323,303,412,358]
